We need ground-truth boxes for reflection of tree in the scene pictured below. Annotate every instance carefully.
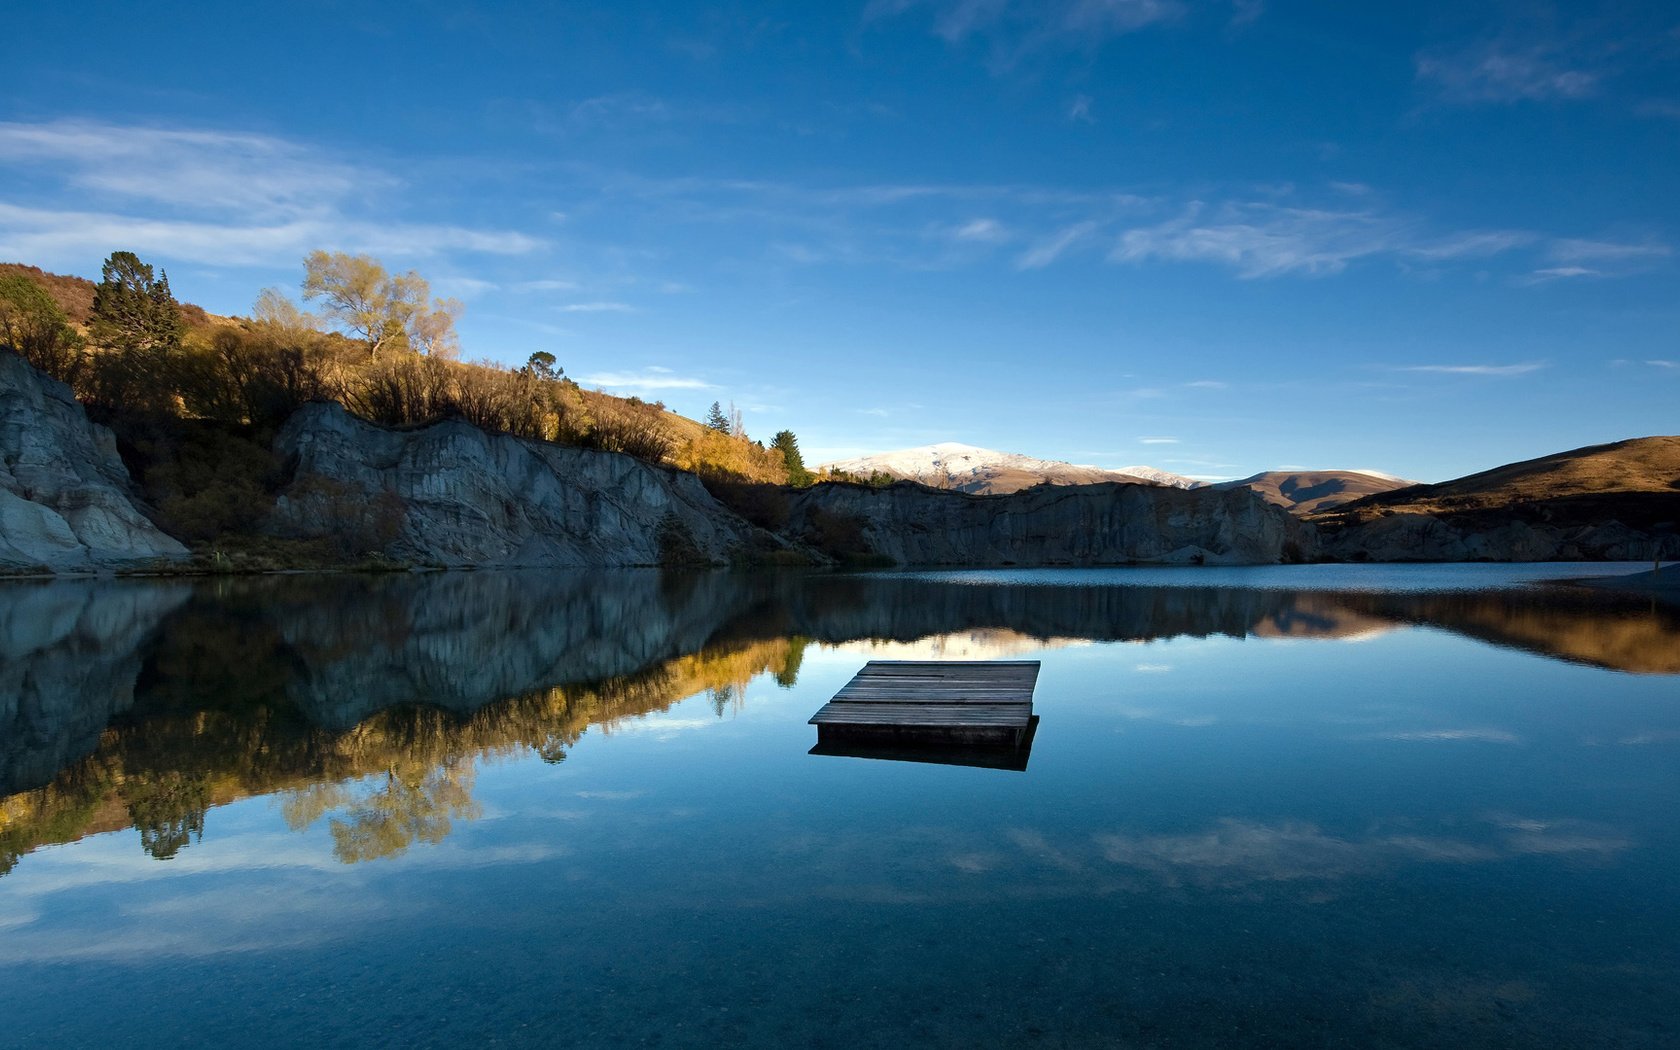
[774,636,808,688]
[326,758,480,863]
[123,772,210,860]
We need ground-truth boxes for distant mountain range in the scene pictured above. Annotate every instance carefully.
[820,443,1414,513]
[1214,470,1417,515]
[1320,435,1680,525]
[822,443,1200,494]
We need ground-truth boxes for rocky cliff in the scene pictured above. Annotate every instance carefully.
[0,351,189,572]
[268,402,764,567]
[783,480,1308,565]
[1322,511,1680,562]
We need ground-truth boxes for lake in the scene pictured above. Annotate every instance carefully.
[2,565,1676,1048]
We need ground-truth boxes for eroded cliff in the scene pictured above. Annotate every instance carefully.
[0,351,189,571]
[784,480,1309,565]
[268,402,765,567]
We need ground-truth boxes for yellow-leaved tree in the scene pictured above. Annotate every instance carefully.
[301,250,461,360]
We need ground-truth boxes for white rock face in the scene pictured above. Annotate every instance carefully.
[269,402,762,567]
[0,352,189,572]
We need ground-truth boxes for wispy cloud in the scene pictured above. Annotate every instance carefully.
[1646,359,1679,370]
[1407,229,1537,260]
[1139,436,1179,444]
[515,278,579,292]
[0,120,541,269]
[1184,379,1229,389]
[1016,220,1102,270]
[0,202,538,269]
[558,301,635,313]
[1113,201,1405,278]
[1416,42,1598,104]
[1227,0,1263,29]
[951,217,1009,243]
[1514,266,1598,285]
[866,0,1185,68]
[1396,362,1546,377]
[577,366,712,392]
[1067,94,1095,123]
[1548,237,1671,263]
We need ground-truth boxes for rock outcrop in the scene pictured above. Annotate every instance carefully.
[783,481,1308,565]
[268,402,763,567]
[0,351,188,572]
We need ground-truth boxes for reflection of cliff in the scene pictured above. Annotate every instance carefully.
[1,630,802,873]
[3,569,1677,876]
[0,580,190,796]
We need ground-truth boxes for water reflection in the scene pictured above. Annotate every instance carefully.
[1,568,1676,876]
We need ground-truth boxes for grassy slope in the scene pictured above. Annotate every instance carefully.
[1317,436,1680,528]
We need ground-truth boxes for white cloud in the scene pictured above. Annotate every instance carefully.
[0,202,538,269]
[1646,359,1679,369]
[1514,266,1598,285]
[558,301,635,313]
[1067,94,1095,123]
[1416,43,1598,104]
[1016,220,1101,270]
[578,367,712,392]
[1407,229,1535,260]
[1396,362,1546,376]
[1139,436,1179,444]
[951,217,1009,242]
[1184,379,1228,389]
[515,278,579,292]
[0,120,542,270]
[867,0,1184,68]
[1113,201,1404,278]
[0,120,372,216]
[1548,237,1671,263]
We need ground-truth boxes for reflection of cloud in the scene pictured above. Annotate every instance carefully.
[1096,820,1373,888]
[1374,728,1521,744]
[1134,663,1173,673]
[1619,730,1680,745]
[574,790,648,800]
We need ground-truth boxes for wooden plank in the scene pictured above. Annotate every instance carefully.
[810,703,1032,727]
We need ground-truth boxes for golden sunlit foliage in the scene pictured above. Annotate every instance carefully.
[0,636,805,871]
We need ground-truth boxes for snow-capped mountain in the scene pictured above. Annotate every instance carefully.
[819,442,1202,494]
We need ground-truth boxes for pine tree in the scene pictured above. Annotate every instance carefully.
[91,251,183,353]
[771,430,813,487]
[704,400,731,433]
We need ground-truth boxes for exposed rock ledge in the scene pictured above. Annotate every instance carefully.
[0,351,188,572]
[268,402,763,567]
[783,480,1309,565]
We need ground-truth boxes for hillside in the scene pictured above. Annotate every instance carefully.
[0,261,212,327]
[821,442,1199,494]
[1321,436,1680,525]
[1216,469,1416,515]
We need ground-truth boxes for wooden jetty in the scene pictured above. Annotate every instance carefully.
[808,660,1040,768]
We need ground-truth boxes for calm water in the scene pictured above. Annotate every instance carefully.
[1,565,1676,1048]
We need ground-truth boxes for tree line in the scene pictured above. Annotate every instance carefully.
[0,250,822,490]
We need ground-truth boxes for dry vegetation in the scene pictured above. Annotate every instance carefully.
[1,256,817,554]
[1317,436,1680,530]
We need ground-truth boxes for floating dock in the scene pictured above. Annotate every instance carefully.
[809,660,1040,768]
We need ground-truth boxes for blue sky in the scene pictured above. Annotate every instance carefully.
[2,1,1676,480]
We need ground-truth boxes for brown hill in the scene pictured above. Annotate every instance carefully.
[1321,436,1680,527]
[1215,470,1414,515]
[1,261,211,326]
